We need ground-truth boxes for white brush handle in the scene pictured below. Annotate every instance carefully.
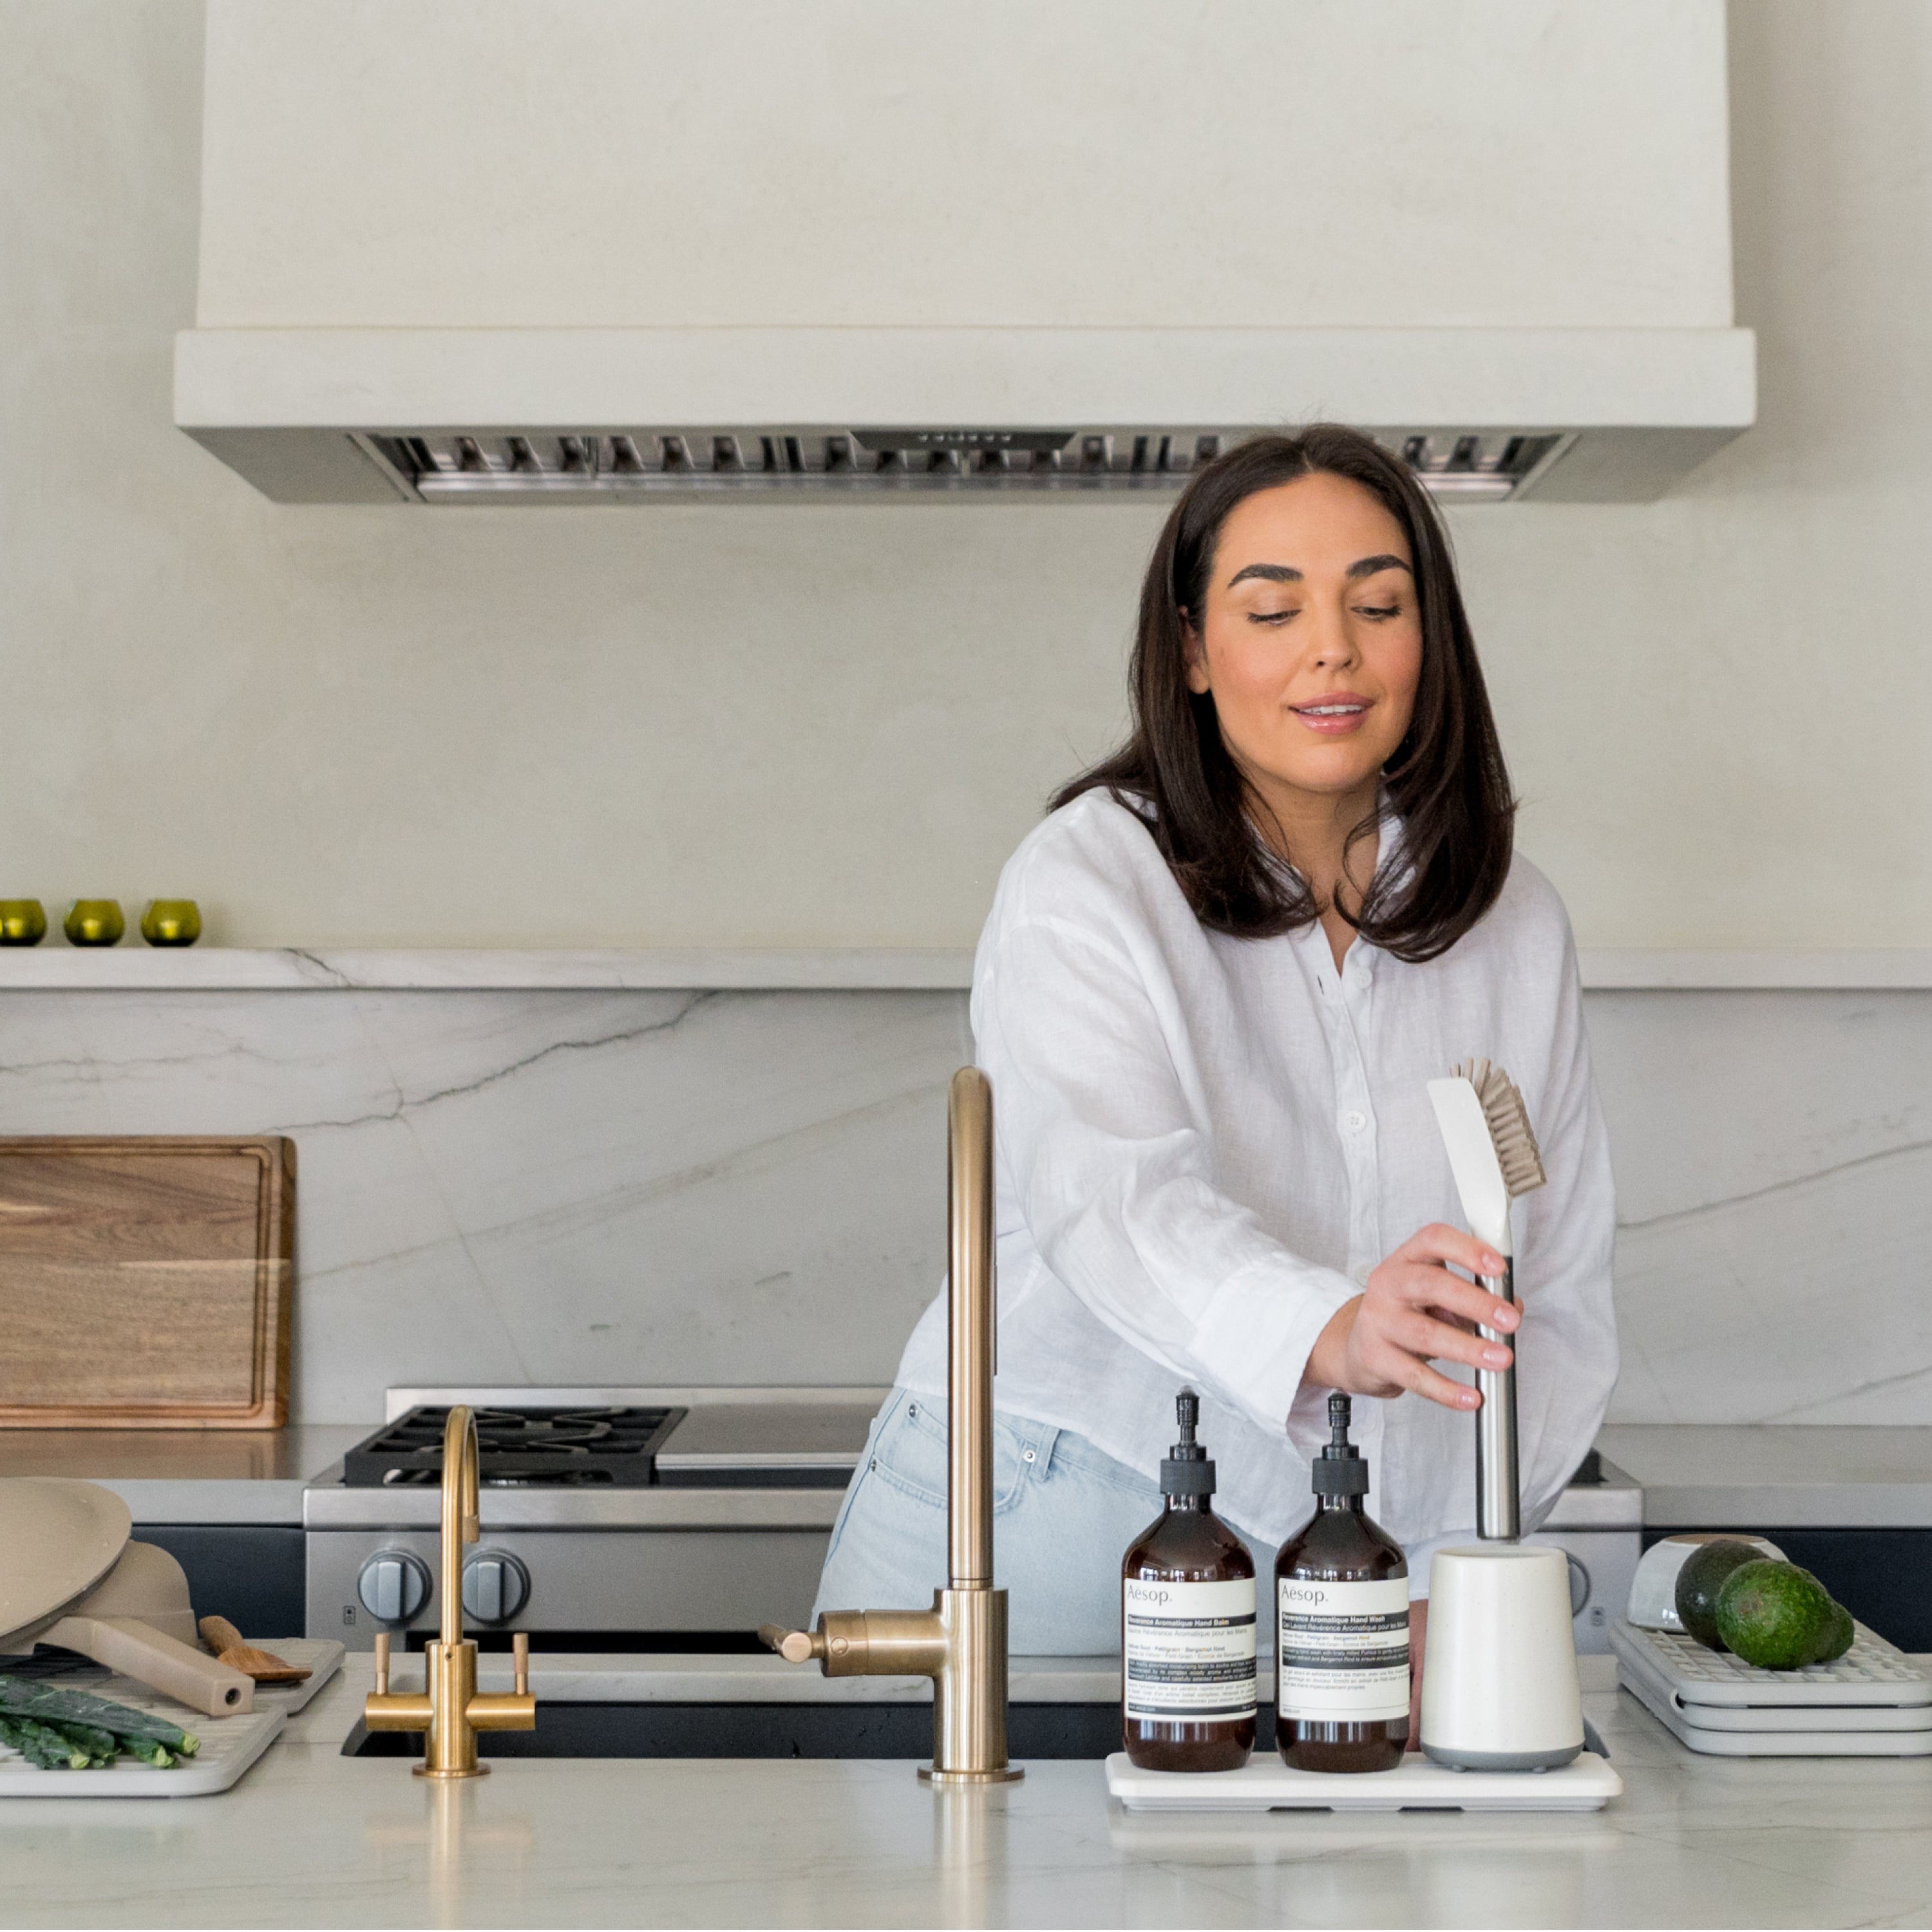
[1475,1262,1520,1541]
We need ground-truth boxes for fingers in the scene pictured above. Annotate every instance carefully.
[1377,1260,1518,1335]
[1403,1356,1482,1411]
[1387,1305,1512,1377]
[1399,1222,1510,1285]
[1347,1311,1496,1410]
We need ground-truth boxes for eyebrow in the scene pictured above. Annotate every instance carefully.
[1224,554,1412,589]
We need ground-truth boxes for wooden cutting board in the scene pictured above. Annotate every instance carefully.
[0,1138,294,1428]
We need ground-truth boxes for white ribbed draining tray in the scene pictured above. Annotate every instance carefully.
[1609,1617,1931,1709]
[1620,1661,1932,1757]
[231,1639,345,1716]
[0,1672,283,1796]
[1106,1750,1621,1813]
[1615,1636,1932,1734]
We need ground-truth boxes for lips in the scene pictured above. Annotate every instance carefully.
[1289,692,1373,734]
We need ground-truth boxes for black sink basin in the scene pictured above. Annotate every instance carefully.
[342,1698,1194,1759]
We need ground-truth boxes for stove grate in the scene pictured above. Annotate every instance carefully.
[342,1405,685,1489]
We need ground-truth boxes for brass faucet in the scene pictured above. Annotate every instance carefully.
[364,1405,537,1779]
[760,1066,1022,1785]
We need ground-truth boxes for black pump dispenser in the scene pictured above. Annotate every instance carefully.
[1275,1389,1409,1772]
[1159,1388,1217,1498]
[1122,1387,1256,1771]
[1311,1392,1371,1499]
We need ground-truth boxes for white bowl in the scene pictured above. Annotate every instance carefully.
[1627,1533,1786,1631]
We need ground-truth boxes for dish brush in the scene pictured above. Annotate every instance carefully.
[1426,1059,1547,1540]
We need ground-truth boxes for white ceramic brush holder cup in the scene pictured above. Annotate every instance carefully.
[1421,1545,1585,1772]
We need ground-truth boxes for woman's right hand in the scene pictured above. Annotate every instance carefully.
[1304,1224,1519,1411]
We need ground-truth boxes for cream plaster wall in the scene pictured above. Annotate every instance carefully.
[194,0,1734,331]
[0,1,1926,949]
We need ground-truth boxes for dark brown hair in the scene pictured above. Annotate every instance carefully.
[1053,425,1515,962]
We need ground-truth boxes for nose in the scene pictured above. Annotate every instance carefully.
[1305,592,1361,672]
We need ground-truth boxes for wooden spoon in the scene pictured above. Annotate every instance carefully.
[198,1615,311,1684]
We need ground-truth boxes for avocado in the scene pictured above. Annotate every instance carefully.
[1806,1598,1855,1666]
[1674,1539,1765,1649]
[1714,1560,1836,1670]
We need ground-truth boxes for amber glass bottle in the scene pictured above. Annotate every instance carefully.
[1121,1390,1256,1771]
[1274,1393,1410,1772]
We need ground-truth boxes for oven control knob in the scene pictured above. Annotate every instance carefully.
[357,1549,431,1625]
[462,1550,530,1624]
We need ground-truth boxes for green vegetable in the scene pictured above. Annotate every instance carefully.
[0,1714,91,1770]
[0,1677,198,1755]
[1715,1559,1837,1670]
[1806,1598,1855,1665]
[52,1721,120,1766]
[120,1736,175,1769]
[1674,1539,1765,1649]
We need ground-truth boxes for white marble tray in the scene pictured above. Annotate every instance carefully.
[1609,1616,1931,1708]
[0,1674,284,1797]
[1106,1750,1622,1814]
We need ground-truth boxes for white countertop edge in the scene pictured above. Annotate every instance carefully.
[3,945,1931,991]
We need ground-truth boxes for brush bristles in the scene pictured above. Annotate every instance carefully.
[1453,1057,1548,1199]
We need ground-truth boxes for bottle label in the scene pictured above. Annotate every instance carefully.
[1123,1576,1258,1721]
[1276,1575,1411,1722]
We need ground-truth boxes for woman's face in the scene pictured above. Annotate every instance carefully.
[1185,471,1423,804]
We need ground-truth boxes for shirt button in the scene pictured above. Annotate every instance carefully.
[1343,1110,1368,1133]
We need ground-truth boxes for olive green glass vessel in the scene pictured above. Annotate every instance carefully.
[64,900,125,946]
[140,899,202,946]
[0,900,47,945]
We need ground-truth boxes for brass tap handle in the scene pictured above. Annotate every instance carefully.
[512,1631,529,1697]
[759,1622,826,1665]
[374,1631,390,1697]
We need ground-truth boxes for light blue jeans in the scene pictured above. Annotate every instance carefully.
[813,1388,1272,1654]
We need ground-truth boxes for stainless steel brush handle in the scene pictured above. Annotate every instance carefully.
[1475,1260,1520,1541]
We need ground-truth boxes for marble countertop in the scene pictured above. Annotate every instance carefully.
[0,1428,366,1525]
[1599,1426,1932,1528]
[10,1424,1932,1530]
[7,1653,1932,1928]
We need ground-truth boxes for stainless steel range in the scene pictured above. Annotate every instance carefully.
[305,1387,884,1650]
[307,1386,1641,1656]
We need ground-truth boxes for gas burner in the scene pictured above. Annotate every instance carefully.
[343,1403,685,1489]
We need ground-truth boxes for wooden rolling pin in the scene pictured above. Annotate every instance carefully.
[198,1616,310,1685]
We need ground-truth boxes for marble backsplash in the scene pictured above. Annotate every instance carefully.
[0,984,1925,1428]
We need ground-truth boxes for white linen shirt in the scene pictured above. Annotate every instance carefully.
[894,789,1617,1591]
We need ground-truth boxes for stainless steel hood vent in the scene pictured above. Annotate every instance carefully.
[354,427,1572,505]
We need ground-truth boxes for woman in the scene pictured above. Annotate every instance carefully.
[815,426,1617,1700]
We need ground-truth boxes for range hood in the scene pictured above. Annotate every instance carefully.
[178,1,1754,507]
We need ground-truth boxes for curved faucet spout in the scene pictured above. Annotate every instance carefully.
[761,1066,1021,1784]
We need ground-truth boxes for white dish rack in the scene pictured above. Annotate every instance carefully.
[0,1674,282,1797]
[1611,1617,1932,1756]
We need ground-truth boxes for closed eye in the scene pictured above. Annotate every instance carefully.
[1249,609,1298,625]
[1354,604,1401,620]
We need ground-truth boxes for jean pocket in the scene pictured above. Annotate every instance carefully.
[871,1396,951,1511]
[875,1397,1056,1517]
